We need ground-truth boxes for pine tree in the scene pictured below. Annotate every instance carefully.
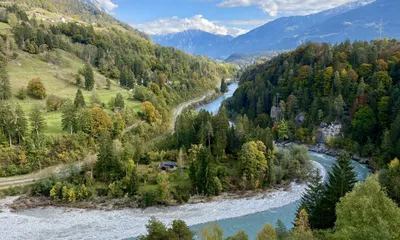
[114,93,125,109]
[30,105,47,138]
[275,220,289,240]
[0,58,11,101]
[94,134,122,181]
[297,169,325,229]
[294,209,311,232]
[126,69,136,89]
[212,106,229,158]
[220,77,228,93]
[319,152,357,229]
[15,104,27,144]
[74,89,86,108]
[61,100,77,135]
[75,74,82,87]
[84,64,94,91]
[0,101,17,146]
[126,165,139,197]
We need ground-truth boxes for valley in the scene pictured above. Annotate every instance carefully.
[0,0,400,240]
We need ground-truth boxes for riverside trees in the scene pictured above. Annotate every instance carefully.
[297,152,357,229]
[175,108,310,194]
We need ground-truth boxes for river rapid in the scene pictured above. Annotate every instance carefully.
[0,83,370,240]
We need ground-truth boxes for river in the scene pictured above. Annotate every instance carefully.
[196,82,238,114]
[0,83,370,240]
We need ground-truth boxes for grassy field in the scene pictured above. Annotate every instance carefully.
[0,22,11,34]
[7,50,141,135]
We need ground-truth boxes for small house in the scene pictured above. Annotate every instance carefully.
[159,162,177,171]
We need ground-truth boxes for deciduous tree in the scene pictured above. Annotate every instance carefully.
[334,176,400,240]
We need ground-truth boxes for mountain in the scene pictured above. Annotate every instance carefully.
[223,0,376,55]
[224,51,285,66]
[79,0,107,12]
[151,0,386,59]
[281,0,400,48]
[152,30,233,58]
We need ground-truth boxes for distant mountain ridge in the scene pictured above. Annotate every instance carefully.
[222,0,377,57]
[152,30,233,58]
[150,0,400,60]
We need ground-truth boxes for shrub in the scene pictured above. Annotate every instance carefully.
[46,94,65,111]
[27,78,46,99]
[16,87,27,100]
[31,175,58,196]
[140,187,158,207]
[50,182,63,200]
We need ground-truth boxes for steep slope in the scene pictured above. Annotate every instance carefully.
[152,30,233,58]
[226,39,400,162]
[79,0,107,12]
[0,0,237,178]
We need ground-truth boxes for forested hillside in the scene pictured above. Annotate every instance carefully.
[0,0,236,182]
[227,39,400,168]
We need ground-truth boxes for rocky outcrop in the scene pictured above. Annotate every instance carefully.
[295,112,306,127]
[316,123,342,143]
[275,141,370,165]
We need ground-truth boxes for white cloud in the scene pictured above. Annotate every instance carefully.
[132,15,249,37]
[97,0,118,12]
[213,19,272,26]
[217,0,355,16]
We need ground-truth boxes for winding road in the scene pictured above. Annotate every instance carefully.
[0,91,213,189]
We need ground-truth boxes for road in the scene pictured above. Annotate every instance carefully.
[0,89,216,189]
[171,92,214,132]
[0,155,96,190]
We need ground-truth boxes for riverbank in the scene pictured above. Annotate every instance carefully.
[0,161,326,239]
[275,141,370,165]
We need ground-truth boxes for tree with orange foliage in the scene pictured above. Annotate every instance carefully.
[27,78,46,99]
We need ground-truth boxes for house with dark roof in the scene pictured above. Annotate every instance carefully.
[159,161,177,171]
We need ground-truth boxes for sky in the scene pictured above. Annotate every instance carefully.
[97,0,357,37]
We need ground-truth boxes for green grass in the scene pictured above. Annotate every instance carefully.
[7,50,141,135]
[0,22,11,34]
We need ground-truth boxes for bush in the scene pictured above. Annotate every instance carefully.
[27,78,46,99]
[46,94,65,111]
[31,175,58,196]
[50,182,63,200]
[16,87,27,100]
[140,187,158,207]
